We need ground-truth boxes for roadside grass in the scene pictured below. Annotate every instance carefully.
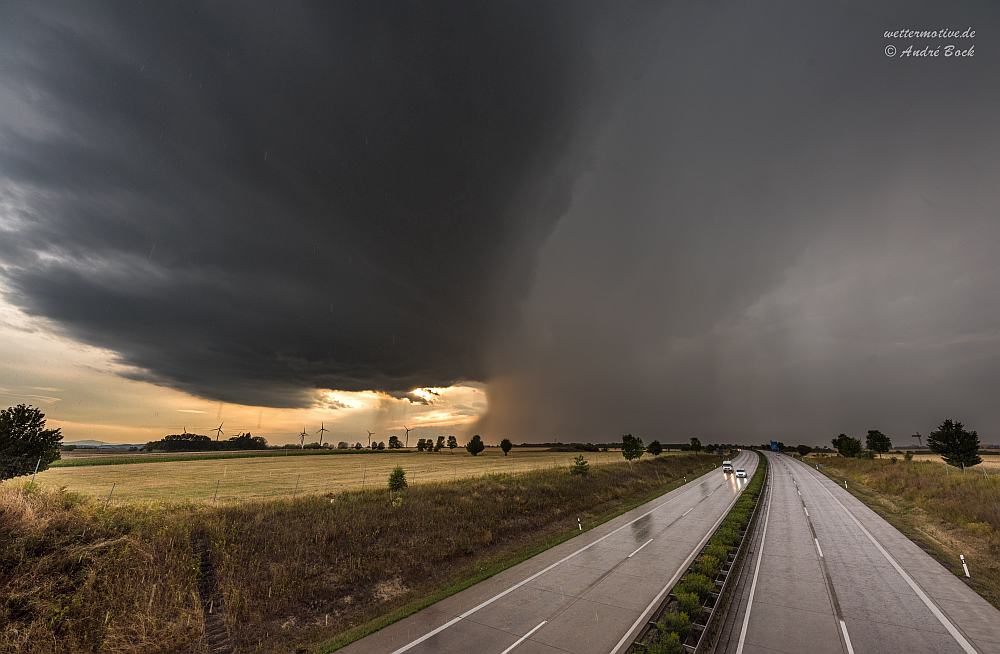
[809,456,1000,610]
[36,449,631,504]
[1,453,718,654]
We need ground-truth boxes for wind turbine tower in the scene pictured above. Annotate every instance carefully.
[404,426,412,448]
[317,422,329,447]
[367,430,374,448]
[299,428,308,449]
[212,423,224,441]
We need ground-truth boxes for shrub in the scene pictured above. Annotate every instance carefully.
[677,573,713,602]
[659,611,693,641]
[674,590,703,621]
[646,631,684,654]
[703,544,729,562]
[570,455,590,476]
[388,466,407,491]
[904,451,913,462]
[695,554,721,578]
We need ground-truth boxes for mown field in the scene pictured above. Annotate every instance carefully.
[2,453,718,654]
[808,455,1000,610]
[35,449,635,504]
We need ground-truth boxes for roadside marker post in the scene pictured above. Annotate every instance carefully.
[961,555,971,578]
[578,518,582,531]
[213,479,219,502]
[30,457,41,484]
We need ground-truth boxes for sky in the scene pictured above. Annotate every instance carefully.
[1,2,999,447]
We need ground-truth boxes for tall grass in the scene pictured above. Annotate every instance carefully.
[0,485,203,653]
[1,454,715,653]
[817,458,1000,535]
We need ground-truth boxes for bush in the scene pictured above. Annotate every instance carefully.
[570,455,590,476]
[659,611,692,642]
[674,590,703,621]
[695,554,721,578]
[904,451,913,462]
[388,466,407,491]
[646,631,684,654]
[703,544,729,562]
[676,573,713,602]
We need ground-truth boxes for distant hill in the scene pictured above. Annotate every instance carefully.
[63,440,145,449]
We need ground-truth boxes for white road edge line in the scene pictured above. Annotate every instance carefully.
[628,539,654,558]
[735,467,772,654]
[499,621,547,654]
[389,452,752,654]
[814,538,823,558]
[809,463,979,654]
[839,620,855,654]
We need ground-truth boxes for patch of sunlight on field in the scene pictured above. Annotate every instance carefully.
[33,449,687,504]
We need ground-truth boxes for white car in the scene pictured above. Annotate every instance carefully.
[722,460,733,474]
[735,468,747,478]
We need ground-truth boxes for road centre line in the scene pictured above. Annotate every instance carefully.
[628,539,654,558]
[683,507,693,516]
[814,538,824,558]
[802,460,978,654]
[735,462,771,654]
[839,620,856,654]
[499,621,547,654]
[804,506,809,517]
[389,453,752,654]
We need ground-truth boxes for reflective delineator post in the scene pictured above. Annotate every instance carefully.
[30,457,41,484]
[578,518,582,531]
[961,554,971,578]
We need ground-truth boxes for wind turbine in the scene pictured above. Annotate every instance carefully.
[316,422,328,447]
[404,426,412,448]
[912,432,923,447]
[367,430,374,448]
[299,428,308,449]
[212,423,224,441]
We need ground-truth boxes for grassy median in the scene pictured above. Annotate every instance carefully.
[808,455,1000,610]
[2,453,718,654]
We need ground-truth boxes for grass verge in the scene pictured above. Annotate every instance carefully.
[808,456,1000,610]
[1,453,719,654]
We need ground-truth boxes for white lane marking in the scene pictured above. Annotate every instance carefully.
[499,621,547,654]
[735,468,772,654]
[804,506,809,517]
[797,490,801,496]
[391,452,753,654]
[814,538,823,558]
[840,620,855,654]
[683,507,693,516]
[628,539,654,558]
[807,463,978,654]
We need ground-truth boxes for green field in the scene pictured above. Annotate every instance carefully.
[35,449,660,504]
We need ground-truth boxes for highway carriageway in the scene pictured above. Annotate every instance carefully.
[716,451,1000,654]
[339,450,759,654]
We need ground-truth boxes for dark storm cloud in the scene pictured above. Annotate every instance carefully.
[479,1,1000,446]
[0,2,655,407]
